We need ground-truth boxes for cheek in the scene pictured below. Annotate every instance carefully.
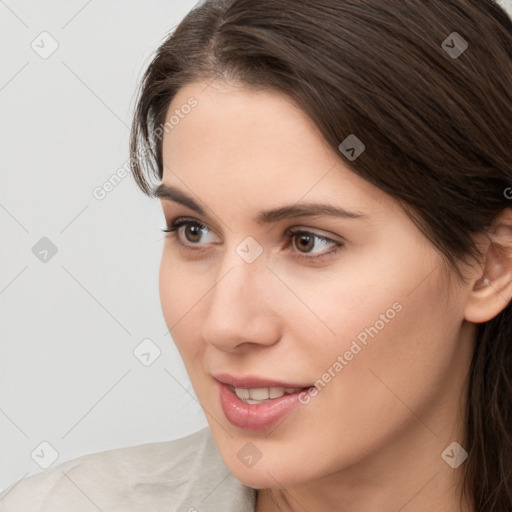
[289,241,452,381]
[301,259,461,439]
[159,252,204,359]
[314,236,455,371]
[159,246,207,319]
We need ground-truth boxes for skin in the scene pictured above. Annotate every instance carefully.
[157,79,512,512]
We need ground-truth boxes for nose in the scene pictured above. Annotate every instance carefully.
[200,247,281,353]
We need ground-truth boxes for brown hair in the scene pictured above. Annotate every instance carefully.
[129,0,512,509]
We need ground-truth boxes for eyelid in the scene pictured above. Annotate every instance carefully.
[167,216,221,240]
[163,215,344,242]
[162,216,221,246]
[162,216,345,261]
[287,226,344,244]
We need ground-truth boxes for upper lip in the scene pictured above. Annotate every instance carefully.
[213,373,311,389]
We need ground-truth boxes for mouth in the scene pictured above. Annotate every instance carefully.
[213,373,313,402]
[228,384,307,404]
[213,374,315,430]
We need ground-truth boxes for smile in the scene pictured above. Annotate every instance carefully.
[232,386,306,403]
[214,375,314,430]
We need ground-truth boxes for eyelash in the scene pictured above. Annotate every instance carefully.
[161,217,344,262]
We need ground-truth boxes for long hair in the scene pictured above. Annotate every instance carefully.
[128,1,512,509]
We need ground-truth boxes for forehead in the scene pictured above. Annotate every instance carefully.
[160,80,398,219]
[165,80,330,156]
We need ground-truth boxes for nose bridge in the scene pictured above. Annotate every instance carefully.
[201,241,279,350]
[211,243,268,315]
[218,231,272,296]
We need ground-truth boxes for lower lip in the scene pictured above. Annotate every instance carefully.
[217,381,307,430]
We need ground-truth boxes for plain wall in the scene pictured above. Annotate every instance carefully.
[1,0,511,493]
[0,0,203,492]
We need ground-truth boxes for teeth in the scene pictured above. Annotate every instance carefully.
[269,387,285,399]
[234,387,250,400]
[248,387,270,400]
[233,386,303,402]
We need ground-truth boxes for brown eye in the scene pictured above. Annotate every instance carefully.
[162,218,344,262]
[287,229,343,261]
[162,218,216,246]
[292,233,315,253]
[182,223,205,243]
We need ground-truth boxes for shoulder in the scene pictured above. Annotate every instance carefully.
[0,427,256,512]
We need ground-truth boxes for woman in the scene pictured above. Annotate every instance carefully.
[1,0,511,510]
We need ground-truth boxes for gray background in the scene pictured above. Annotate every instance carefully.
[0,0,203,492]
[1,0,511,493]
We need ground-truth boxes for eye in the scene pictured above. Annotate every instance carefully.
[162,217,344,261]
[162,218,218,246]
[286,228,343,261]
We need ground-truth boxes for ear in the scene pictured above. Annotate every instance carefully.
[464,208,512,324]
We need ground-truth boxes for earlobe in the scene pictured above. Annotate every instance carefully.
[464,212,512,324]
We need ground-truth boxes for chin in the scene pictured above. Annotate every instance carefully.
[218,441,315,489]
[229,463,302,490]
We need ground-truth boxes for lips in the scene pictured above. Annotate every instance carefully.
[213,373,312,389]
[213,373,314,430]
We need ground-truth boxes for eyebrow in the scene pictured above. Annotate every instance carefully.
[152,183,368,224]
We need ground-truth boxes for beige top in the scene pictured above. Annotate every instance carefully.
[0,427,257,511]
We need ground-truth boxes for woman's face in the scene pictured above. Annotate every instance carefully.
[158,80,476,490]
